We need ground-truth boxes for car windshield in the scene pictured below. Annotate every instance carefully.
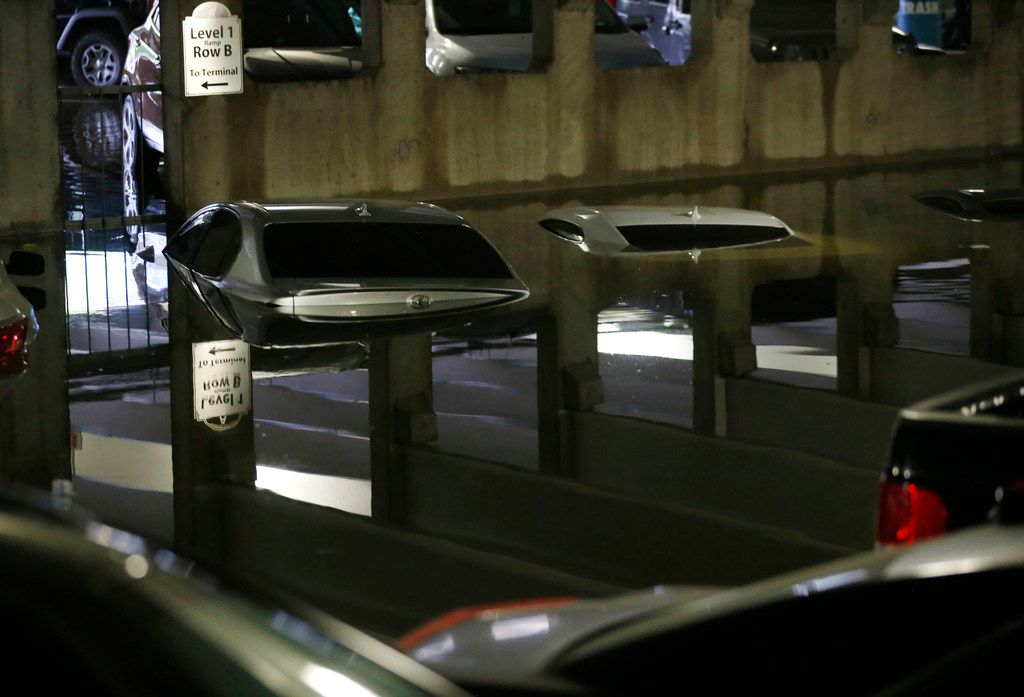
[243,0,362,48]
[433,0,627,35]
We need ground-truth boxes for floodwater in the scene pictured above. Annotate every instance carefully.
[19,94,1022,607]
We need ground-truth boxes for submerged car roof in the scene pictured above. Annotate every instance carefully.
[545,205,791,230]
[222,199,469,226]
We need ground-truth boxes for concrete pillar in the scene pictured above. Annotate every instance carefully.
[369,333,436,522]
[836,267,898,400]
[0,1,70,489]
[970,244,994,359]
[690,263,754,436]
[0,1,61,235]
[162,1,257,559]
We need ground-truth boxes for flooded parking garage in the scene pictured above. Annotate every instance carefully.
[3,1,1024,693]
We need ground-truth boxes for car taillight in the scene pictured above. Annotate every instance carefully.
[0,318,28,375]
[876,479,948,545]
[395,596,576,652]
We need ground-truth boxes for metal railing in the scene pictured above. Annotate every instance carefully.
[59,82,169,365]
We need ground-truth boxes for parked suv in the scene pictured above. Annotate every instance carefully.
[56,0,150,88]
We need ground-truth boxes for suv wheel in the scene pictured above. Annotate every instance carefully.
[71,31,124,88]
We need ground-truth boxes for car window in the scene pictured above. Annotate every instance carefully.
[615,224,790,251]
[190,210,241,278]
[556,569,1024,694]
[243,0,361,48]
[262,221,516,280]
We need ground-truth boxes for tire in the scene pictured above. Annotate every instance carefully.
[71,30,124,88]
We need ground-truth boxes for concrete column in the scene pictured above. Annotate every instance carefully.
[162,1,256,560]
[369,333,436,522]
[970,244,994,359]
[537,242,603,477]
[836,268,898,399]
[0,1,61,235]
[0,1,70,489]
[691,269,753,436]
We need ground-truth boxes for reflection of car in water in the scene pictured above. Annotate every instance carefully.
[424,0,665,75]
[121,1,364,240]
[614,0,691,66]
[749,0,837,62]
[893,0,971,54]
[163,200,530,348]
[55,0,149,87]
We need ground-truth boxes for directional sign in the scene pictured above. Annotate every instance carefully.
[193,339,251,423]
[183,13,243,97]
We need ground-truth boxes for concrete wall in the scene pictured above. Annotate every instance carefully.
[725,377,900,470]
[0,1,70,487]
[171,0,1023,210]
[194,484,623,639]
[870,346,1024,404]
[568,410,879,551]
[401,443,847,587]
[0,1,61,235]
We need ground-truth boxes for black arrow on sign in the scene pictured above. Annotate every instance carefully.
[202,81,228,89]
[209,346,237,355]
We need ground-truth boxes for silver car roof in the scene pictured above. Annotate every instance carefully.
[219,199,468,226]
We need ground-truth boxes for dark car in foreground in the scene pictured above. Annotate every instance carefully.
[877,373,1024,545]
[163,199,530,348]
[400,521,1024,695]
[1,485,470,697]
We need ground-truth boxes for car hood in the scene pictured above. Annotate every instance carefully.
[405,525,1024,686]
[426,32,663,75]
[401,585,718,683]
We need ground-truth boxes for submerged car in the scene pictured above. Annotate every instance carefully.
[877,373,1024,546]
[537,205,798,256]
[0,485,470,697]
[163,199,530,347]
[425,0,666,75]
[912,187,1024,222]
[401,521,1024,695]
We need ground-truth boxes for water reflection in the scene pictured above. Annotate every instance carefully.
[59,94,165,224]
[46,158,1024,599]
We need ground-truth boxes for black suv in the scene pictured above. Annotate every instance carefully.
[55,0,150,88]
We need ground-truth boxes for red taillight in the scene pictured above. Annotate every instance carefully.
[395,596,575,652]
[877,479,948,545]
[0,319,28,375]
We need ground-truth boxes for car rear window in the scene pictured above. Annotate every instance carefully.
[262,221,515,279]
[616,224,789,252]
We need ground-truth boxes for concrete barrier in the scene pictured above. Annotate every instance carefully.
[569,410,879,550]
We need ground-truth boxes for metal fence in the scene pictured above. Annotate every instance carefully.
[58,82,168,372]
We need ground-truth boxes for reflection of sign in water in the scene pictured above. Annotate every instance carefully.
[193,340,251,425]
[183,4,243,97]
